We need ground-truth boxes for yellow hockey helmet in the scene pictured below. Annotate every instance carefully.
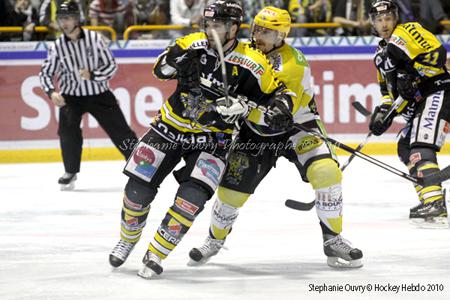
[253,6,291,37]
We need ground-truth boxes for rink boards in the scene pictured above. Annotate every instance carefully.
[1,36,449,163]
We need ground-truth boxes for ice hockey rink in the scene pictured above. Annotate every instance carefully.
[1,154,450,300]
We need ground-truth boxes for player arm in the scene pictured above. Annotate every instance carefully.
[414,45,448,75]
[39,43,60,98]
[153,49,177,80]
[376,70,393,105]
[91,34,117,81]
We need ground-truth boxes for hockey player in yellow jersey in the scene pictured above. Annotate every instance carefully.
[189,6,363,268]
[368,0,449,226]
[108,0,296,278]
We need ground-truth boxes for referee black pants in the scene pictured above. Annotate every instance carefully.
[58,91,137,173]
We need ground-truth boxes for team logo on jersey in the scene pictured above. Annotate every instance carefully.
[269,53,282,72]
[175,52,189,64]
[295,136,323,154]
[390,35,406,49]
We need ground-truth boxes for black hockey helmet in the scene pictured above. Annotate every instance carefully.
[203,0,244,27]
[369,0,398,20]
[57,0,80,18]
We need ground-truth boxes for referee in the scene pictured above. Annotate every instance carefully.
[39,0,137,190]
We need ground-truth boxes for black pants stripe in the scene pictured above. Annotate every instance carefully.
[58,91,137,173]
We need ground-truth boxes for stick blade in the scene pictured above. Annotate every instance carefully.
[285,199,316,211]
[351,101,371,116]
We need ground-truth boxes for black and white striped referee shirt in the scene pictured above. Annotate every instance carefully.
[40,29,117,97]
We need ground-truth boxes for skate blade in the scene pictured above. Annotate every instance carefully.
[327,257,363,268]
[410,217,449,229]
[60,182,75,191]
[137,265,160,279]
[187,258,210,267]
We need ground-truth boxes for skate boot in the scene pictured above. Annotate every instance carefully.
[410,198,448,228]
[409,201,424,219]
[138,250,163,279]
[323,234,363,268]
[188,236,225,266]
[109,239,136,268]
[58,172,77,191]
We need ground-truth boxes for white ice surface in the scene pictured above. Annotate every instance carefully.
[1,156,450,300]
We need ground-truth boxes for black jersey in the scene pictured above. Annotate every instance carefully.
[152,32,294,139]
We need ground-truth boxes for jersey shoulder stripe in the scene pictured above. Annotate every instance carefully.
[175,32,208,50]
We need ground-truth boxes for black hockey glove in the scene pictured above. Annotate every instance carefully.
[264,98,293,131]
[397,70,422,102]
[166,45,199,72]
[166,46,201,90]
[369,104,395,136]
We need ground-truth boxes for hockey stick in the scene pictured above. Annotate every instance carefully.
[286,101,373,211]
[285,100,450,210]
[351,101,371,117]
[209,29,230,107]
[294,123,450,186]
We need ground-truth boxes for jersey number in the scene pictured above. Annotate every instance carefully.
[423,52,439,66]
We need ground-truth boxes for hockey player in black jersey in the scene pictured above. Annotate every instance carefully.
[108,0,295,278]
[368,0,449,227]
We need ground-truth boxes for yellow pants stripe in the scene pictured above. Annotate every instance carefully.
[123,206,149,217]
[154,232,176,250]
[121,226,143,236]
[418,163,439,171]
[168,209,193,227]
[149,244,167,259]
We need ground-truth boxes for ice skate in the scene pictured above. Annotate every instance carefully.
[138,250,163,279]
[58,172,77,191]
[109,239,136,268]
[188,236,225,266]
[409,201,424,219]
[323,234,363,268]
[410,198,448,229]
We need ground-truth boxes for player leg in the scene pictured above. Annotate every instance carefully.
[138,148,230,278]
[289,120,363,268]
[406,90,449,227]
[397,129,426,217]
[188,143,275,265]
[57,97,84,190]
[88,91,138,159]
[109,128,182,267]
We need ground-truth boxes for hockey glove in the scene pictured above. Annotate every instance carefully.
[166,46,201,89]
[264,99,293,131]
[166,46,199,72]
[369,104,395,136]
[216,95,249,124]
[397,70,422,102]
